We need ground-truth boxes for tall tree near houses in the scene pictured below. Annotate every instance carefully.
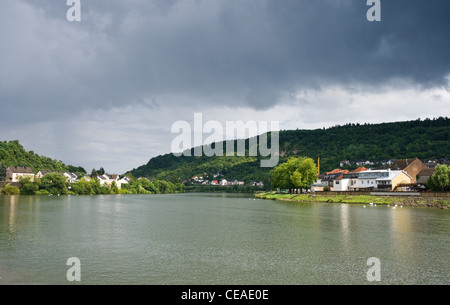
[272,157,318,191]
[427,164,450,191]
[91,168,98,178]
[97,167,105,176]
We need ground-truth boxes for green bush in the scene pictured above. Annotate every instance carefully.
[19,177,39,195]
[427,164,450,191]
[1,185,21,195]
[35,189,50,195]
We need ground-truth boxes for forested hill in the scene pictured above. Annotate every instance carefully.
[0,140,84,173]
[129,117,449,183]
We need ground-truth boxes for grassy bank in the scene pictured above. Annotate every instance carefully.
[255,192,450,209]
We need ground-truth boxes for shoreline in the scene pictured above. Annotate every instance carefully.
[255,192,450,209]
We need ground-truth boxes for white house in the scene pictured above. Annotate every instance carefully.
[332,173,357,191]
[36,170,56,179]
[6,166,35,182]
[332,167,368,191]
[98,175,109,186]
[350,170,383,190]
[117,176,130,189]
[350,169,412,191]
[340,160,350,167]
[63,172,78,184]
[375,170,413,191]
[98,174,129,189]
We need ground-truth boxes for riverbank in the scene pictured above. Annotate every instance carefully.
[255,192,450,209]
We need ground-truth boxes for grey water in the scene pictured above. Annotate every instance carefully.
[0,193,448,285]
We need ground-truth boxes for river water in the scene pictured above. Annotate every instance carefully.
[0,193,448,285]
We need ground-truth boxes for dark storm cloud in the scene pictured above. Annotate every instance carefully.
[1,0,449,127]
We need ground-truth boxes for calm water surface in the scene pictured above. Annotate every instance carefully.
[0,193,448,285]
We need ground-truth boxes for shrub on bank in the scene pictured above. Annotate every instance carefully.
[0,185,21,195]
[9,173,185,196]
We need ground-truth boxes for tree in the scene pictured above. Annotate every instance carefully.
[0,184,21,195]
[272,157,318,190]
[0,162,6,181]
[41,173,69,195]
[67,165,87,176]
[97,167,105,176]
[72,178,94,195]
[111,181,119,194]
[137,178,159,194]
[19,177,39,195]
[427,164,450,191]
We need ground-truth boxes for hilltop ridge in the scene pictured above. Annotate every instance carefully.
[128,117,449,184]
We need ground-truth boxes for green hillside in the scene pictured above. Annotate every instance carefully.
[129,117,449,184]
[0,140,85,174]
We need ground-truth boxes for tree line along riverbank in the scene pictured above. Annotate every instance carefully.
[0,173,184,196]
[255,192,450,209]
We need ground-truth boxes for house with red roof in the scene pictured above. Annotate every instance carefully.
[324,167,369,191]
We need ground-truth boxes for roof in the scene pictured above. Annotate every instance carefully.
[38,170,56,175]
[375,170,412,181]
[322,173,344,181]
[343,173,360,179]
[7,166,34,174]
[375,171,402,181]
[326,169,349,175]
[389,158,421,170]
[417,168,436,184]
[352,167,367,173]
[418,168,436,177]
[64,172,78,179]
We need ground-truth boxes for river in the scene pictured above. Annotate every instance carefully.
[0,193,448,285]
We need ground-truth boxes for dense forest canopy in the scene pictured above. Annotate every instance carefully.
[129,117,449,183]
[0,140,86,174]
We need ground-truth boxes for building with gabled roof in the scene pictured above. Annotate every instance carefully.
[36,170,57,179]
[332,167,368,191]
[63,172,78,184]
[6,166,35,182]
[349,169,413,191]
[389,158,427,183]
[416,168,436,186]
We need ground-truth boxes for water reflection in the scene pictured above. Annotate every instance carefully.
[340,204,350,247]
[390,208,414,257]
[8,196,17,236]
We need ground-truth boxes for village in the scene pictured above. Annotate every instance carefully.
[183,174,264,188]
[1,157,449,194]
[312,158,449,192]
[2,167,131,190]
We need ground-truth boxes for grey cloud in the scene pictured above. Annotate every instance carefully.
[1,0,450,128]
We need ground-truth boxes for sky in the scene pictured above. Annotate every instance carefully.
[1,0,449,174]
